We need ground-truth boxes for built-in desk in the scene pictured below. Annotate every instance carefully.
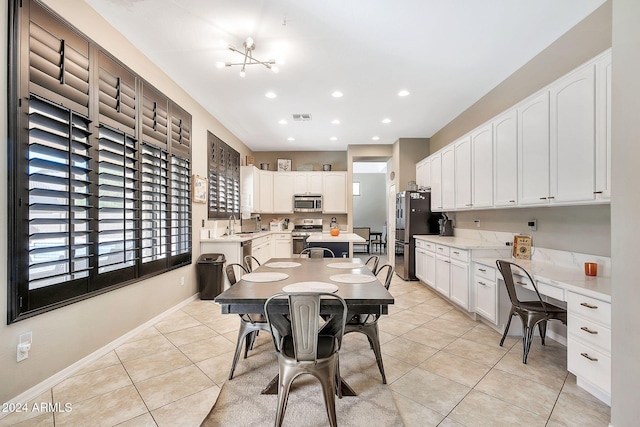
[473,257,611,406]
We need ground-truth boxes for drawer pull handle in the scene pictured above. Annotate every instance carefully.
[478,268,487,272]
[580,352,598,362]
[515,281,527,286]
[509,200,516,203]
[580,302,599,309]
[580,326,598,335]
[438,248,444,251]
[594,191,603,194]
[548,196,555,199]
[539,197,547,200]
[453,251,459,255]
[478,281,487,286]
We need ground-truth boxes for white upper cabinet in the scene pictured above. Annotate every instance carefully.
[430,153,443,211]
[441,146,455,210]
[471,124,494,209]
[493,109,518,207]
[595,51,612,201]
[322,172,347,213]
[258,170,274,212]
[272,173,294,213]
[293,172,323,195]
[518,91,550,205]
[416,158,431,189]
[240,166,261,214]
[550,63,596,203]
[454,136,472,209]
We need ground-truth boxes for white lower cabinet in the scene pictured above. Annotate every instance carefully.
[252,235,273,264]
[273,233,292,258]
[473,262,498,323]
[567,291,611,402]
[434,245,451,297]
[415,246,426,282]
[449,249,470,310]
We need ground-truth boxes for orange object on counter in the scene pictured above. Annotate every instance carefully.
[330,228,340,236]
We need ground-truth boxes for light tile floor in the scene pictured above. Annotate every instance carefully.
[0,263,611,426]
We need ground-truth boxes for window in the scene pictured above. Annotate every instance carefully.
[8,0,192,322]
[353,182,361,196]
[207,131,240,219]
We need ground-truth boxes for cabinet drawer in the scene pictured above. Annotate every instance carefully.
[512,275,564,302]
[568,338,611,394]
[415,239,425,249]
[450,248,469,262]
[423,241,435,252]
[435,245,450,256]
[474,263,496,281]
[273,233,291,240]
[568,313,611,353]
[567,292,611,327]
[252,235,270,246]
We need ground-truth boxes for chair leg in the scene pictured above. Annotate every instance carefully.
[522,325,536,364]
[229,323,252,380]
[317,361,338,427]
[538,320,548,346]
[275,364,296,427]
[500,309,515,347]
[244,330,257,358]
[365,326,387,384]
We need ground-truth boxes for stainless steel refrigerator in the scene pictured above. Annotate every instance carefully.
[395,191,439,280]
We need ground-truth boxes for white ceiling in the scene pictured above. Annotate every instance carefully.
[85,0,605,152]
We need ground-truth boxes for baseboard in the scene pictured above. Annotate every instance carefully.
[0,294,199,413]
[576,377,611,406]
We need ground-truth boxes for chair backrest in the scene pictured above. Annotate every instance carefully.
[225,263,248,286]
[244,255,260,272]
[353,227,370,241]
[365,255,380,274]
[299,247,335,258]
[375,264,394,289]
[264,292,348,362]
[496,260,549,313]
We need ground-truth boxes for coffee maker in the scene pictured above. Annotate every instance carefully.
[438,213,454,236]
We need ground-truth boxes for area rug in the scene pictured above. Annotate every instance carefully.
[201,335,403,426]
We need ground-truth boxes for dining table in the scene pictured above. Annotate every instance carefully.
[214,257,395,395]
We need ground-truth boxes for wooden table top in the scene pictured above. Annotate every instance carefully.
[215,257,394,313]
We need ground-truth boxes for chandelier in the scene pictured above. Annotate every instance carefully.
[217,37,279,78]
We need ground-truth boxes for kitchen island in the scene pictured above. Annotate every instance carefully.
[306,232,366,258]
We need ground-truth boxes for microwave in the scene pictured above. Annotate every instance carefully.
[293,194,323,212]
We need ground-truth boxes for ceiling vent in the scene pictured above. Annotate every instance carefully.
[292,113,312,121]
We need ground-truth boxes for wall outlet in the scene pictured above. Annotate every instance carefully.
[17,332,32,362]
[180,276,185,286]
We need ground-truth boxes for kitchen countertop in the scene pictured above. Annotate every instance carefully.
[413,235,509,250]
[200,230,288,243]
[306,232,366,243]
[474,256,612,302]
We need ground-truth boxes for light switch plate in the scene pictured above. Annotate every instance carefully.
[17,332,32,362]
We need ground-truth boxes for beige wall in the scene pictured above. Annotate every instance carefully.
[0,0,251,402]
[395,138,430,192]
[252,151,347,171]
[429,1,612,153]
[611,0,640,424]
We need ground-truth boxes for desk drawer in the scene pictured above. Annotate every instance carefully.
[568,338,611,394]
[435,245,450,257]
[568,313,611,353]
[567,292,611,327]
[450,248,469,262]
[474,263,496,281]
[536,280,565,302]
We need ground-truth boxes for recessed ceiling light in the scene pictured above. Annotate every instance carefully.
[331,91,343,98]
[381,118,391,124]
[278,119,288,125]
[330,137,337,141]
[331,119,340,125]
[287,137,295,141]
[398,90,410,97]
[372,136,380,141]
[265,91,277,99]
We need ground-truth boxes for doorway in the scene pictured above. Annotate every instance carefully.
[352,162,388,258]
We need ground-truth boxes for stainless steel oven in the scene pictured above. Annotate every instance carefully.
[292,235,307,255]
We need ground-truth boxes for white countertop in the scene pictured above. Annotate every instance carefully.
[306,232,366,243]
[413,235,509,250]
[474,256,612,302]
[200,230,278,243]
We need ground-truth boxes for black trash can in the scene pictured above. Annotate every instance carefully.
[197,253,225,299]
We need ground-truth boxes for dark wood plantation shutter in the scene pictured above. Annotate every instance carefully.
[207,132,240,219]
[169,103,192,266]
[28,1,89,115]
[97,51,137,134]
[26,95,93,309]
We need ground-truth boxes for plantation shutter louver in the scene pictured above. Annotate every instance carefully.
[98,51,136,134]
[170,102,191,158]
[97,125,138,279]
[28,2,90,115]
[26,95,93,308]
[206,131,240,219]
[141,85,169,150]
[140,143,169,272]
[170,155,191,265]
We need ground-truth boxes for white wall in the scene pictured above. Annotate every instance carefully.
[352,173,387,233]
[0,0,251,402]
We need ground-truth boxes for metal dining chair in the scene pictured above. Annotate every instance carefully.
[365,255,380,274]
[224,263,271,379]
[343,264,394,383]
[299,247,335,258]
[264,291,348,427]
[496,259,568,364]
[243,255,260,272]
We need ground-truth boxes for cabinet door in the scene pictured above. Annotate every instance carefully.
[550,64,596,203]
[416,161,426,188]
[322,172,347,213]
[441,147,455,210]
[430,154,443,211]
[518,91,550,205]
[472,124,493,208]
[435,255,450,297]
[240,166,260,213]
[272,173,294,213]
[424,250,436,288]
[292,172,309,194]
[450,260,469,310]
[415,248,426,281]
[308,173,324,194]
[475,278,497,323]
[454,136,472,209]
[493,110,518,207]
[416,159,431,189]
[258,171,274,213]
[274,238,292,258]
[595,51,612,200]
